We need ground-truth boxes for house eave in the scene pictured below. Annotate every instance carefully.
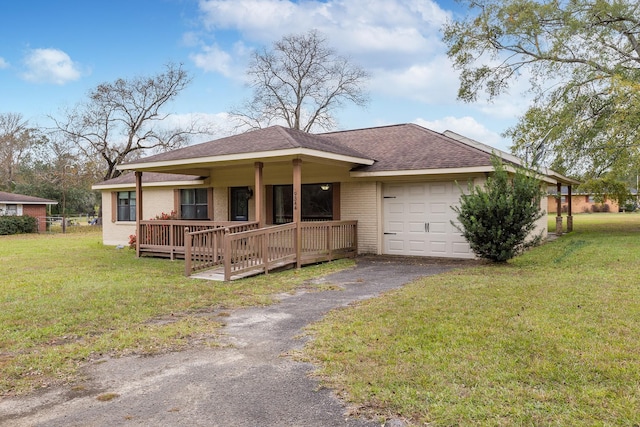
[544,170,581,186]
[350,166,496,178]
[118,148,374,173]
[0,201,58,205]
[351,165,560,185]
[91,179,206,191]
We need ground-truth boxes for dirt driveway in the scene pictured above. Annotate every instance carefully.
[0,256,472,427]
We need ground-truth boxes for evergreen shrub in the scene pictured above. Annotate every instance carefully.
[452,155,545,262]
[0,215,38,235]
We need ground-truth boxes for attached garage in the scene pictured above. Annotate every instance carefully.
[382,181,472,258]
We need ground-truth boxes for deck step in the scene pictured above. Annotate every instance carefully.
[190,258,295,281]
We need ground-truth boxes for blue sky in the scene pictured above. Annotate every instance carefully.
[0,0,534,151]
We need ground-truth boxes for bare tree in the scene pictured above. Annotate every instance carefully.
[0,113,44,191]
[230,30,369,132]
[53,63,210,181]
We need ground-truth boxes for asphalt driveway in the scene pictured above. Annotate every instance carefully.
[0,256,473,427]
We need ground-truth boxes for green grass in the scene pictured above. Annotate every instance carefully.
[304,213,640,426]
[0,230,353,395]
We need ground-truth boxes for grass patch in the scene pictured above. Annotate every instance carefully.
[0,230,353,396]
[304,213,640,425]
[96,392,119,402]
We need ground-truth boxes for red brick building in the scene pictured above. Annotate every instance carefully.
[0,191,58,233]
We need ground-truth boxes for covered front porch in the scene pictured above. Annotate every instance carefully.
[127,140,370,280]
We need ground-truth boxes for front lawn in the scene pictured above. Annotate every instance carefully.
[304,213,640,425]
[0,231,352,395]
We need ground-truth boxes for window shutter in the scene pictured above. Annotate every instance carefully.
[265,185,273,224]
[332,182,341,220]
[111,192,117,222]
[207,187,214,220]
[174,189,180,219]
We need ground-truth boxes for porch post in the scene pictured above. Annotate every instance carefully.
[555,182,563,236]
[567,184,573,232]
[293,159,302,268]
[254,162,264,228]
[135,171,143,257]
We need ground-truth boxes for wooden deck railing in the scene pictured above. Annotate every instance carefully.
[139,220,258,259]
[300,220,358,264]
[223,223,298,280]
[184,220,358,280]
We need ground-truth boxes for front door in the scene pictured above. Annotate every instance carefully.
[230,187,250,221]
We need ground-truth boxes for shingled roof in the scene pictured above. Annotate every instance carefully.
[0,191,57,205]
[322,123,495,172]
[119,123,512,175]
[122,125,371,166]
[96,122,578,189]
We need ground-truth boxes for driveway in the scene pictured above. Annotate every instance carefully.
[0,256,472,427]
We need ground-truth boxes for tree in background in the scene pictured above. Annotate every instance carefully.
[0,113,46,191]
[578,176,633,208]
[443,0,640,177]
[15,135,99,216]
[230,30,369,132]
[52,63,209,181]
[452,155,545,262]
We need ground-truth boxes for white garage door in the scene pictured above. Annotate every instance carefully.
[383,181,473,258]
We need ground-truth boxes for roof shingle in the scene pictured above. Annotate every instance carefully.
[322,123,494,172]
[0,191,57,204]
[124,126,371,166]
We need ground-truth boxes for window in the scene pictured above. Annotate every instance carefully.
[117,192,136,221]
[180,188,208,219]
[273,183,333,224]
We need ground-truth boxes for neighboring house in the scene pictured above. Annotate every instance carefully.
[0,191,58,233]
[547,186,632,213]
[93,124,578,279]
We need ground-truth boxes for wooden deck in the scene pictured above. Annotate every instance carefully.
[137,220,259,260]
[137,220,357,281]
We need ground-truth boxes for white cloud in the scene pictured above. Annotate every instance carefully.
[21,48,82,85]
[414,116,509,150]
[370,55,461,104]
[190,40,251,81]
[190,44,234,76]
[199,0,299,35]
[193,0,449,70]
[182,31,201,48]
[0,57,8,69]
